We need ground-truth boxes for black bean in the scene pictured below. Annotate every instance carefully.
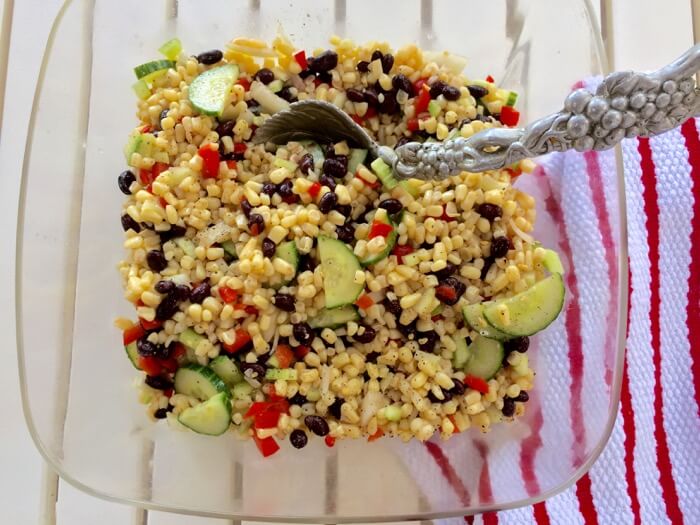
[328,397,344,419]
[118,170,136,195]
[378,198,403,215]
[476,203,503,222]
[262,238,276,258]
[309,50,338,73]
[505,336,530,355]
[290,429,308,449]
[481,256,495,280]
[514,391,530,403]
[158,224,186,243]
[378,53,393,73]
[299,154,315,175]
[432,261,458,281]
[240,198,253,218]
[137,339,158,357]
[467,84,489,99]
[319,173,337,191]
[353,324,377,344]
[248,213,265,235]
[289,392,307,406]
[435,276,466,306]
[442,85,461,101]
[196,49,223,64]
[392,74,414,96]
[318,191,338,214]
[278,86,297,102]
[273,293,296,312]
[364,351,380,363]
[323,156,348,178]
[371,50,383,62]
[430,81,447,99]
[292,322,315,345]
[277,179,294,197]
[382,296,402,316]
[357,60,370,72]
[379,90,399,114]
[449,380,466,396]
[299,68,315,79]
[335,223,355,243]
[159,109,170,124]
[502,397,515,417]
[335,204,352,218]
[154,408,170,419]
[427,388,452,403]
[155,293,179,321]
[254,68,275,85]
[216,120,235,138]
[121,214,141,233]
[240,362,266,378]
[304,415,330,436]
[262,182,277,196]
[298,254,316,273]
[175,284,191,302]
[346,88,365,103]
[363,87,380,107]
[397,321,417,340]
[145,375,174,391]
[491,236,511,258]
[146,250,168,272]
[417,330,439,352]
[190,280,211,304]
[155,280,175,294]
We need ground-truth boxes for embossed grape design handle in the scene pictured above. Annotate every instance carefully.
[388,44,700,179]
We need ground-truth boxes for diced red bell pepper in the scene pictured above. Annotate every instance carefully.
[355,173,380,189]
[499,106,520,127]
[391,244,414,264]
[222,328,252,354]
[160,356,179,374]
[123,324,146,345]
[141,125,152,134]
[164,388,174,398]
[171,342,186,360]
[237,77,251,91]
[253,409,281,429]
[138,356,163,376]
[485,74,495,83]
[440,205,457,222]
[233,303,259,316]
[218,286,239,304]
[414,85,431,115]
[364,106,377,120]
[294,345,310,359]
[504,166,522,180]
[367,428,384,442]
[308,182,322,198]
[234,142,247,155]
[464,375,489,394]
[447,415,460,433]
[139,167,154,186]
[245,401,270,419]
[198,143,220,179]
[355,294,374,310]
[368,221,393,239]
[274,344,295,369]
[351,114,364,126]
[226,160,238,170]
[413,78,428,93]
[245,398,289,419]
[253,434,280,458]
[435,283,457,303]
[324,435,336,447]
[294,49,309,70]
[159,197,168,208]
[140,317,163,331]
[406,117,419,132]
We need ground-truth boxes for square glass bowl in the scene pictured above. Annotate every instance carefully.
[16,0,627,521]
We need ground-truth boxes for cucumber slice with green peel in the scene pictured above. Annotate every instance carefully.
[188,64,240,117]
[174,364,228,400]
[370,157,399,190]
[265,368,298,381]
[505,91,518,107]
[221,240,237,260]
[158,38,182,60]
[308,305,359,329]
[462,303,510,341]
[318,235,364,308]
[542,249,565,274]
[132,80,151,100]
[462,335,504,380]
[209,356,244,387]
[452,336,470,370]
[231,381,253,400]
[124,342,141,369]
[178,328,208,351]
[360,209,398,267]
[134,60,175,80]
[483,273,565,337]
[347,148,368,175]
[178,392,231,436]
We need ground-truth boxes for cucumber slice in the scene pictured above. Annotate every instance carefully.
[506,91,518,107]
[428,99,441,117]
[175,237,196,257]
[178,328,207,351]
[231,381,253,400]
[124,342,141,369]
[134,60,175,80]
[462,335,504,380]
[462,303,510,341]
[265,368,298,381]
[159,38,182,61]
[370,157,398,190]
[308,305,359,328]
[301,141,325,169]
[268,79,284,93]
[178,392,231,436]
[399,179,422,198]
[347,148,368,175]
[209,356,244,387]
[221,240,237,260]
[174,364,228,400]
[361,209,398,267]
[273,157,297,171]
[275,241,299,276]
[483,273,565,337]
[318,235,364,308]
[543,249,565,274]
[188,64,240,117]
[452,336,470,369]
[132,80,151,100]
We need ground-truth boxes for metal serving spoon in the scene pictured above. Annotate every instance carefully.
[254,44,700,180]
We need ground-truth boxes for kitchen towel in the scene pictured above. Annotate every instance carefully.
[401,110,700,524]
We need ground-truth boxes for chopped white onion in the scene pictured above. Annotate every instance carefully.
[360,391,386,426]
[250,80,290,115]
[509,218,535,244]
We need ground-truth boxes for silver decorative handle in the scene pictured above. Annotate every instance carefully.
[389,44,700,178]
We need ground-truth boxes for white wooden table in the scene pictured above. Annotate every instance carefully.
[0,0,695,523]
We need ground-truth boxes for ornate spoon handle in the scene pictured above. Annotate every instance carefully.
[389,44,700,179]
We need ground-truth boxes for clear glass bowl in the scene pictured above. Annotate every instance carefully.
[17,0,627,521]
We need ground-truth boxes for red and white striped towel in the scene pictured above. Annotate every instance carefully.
[400,112,700,524]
